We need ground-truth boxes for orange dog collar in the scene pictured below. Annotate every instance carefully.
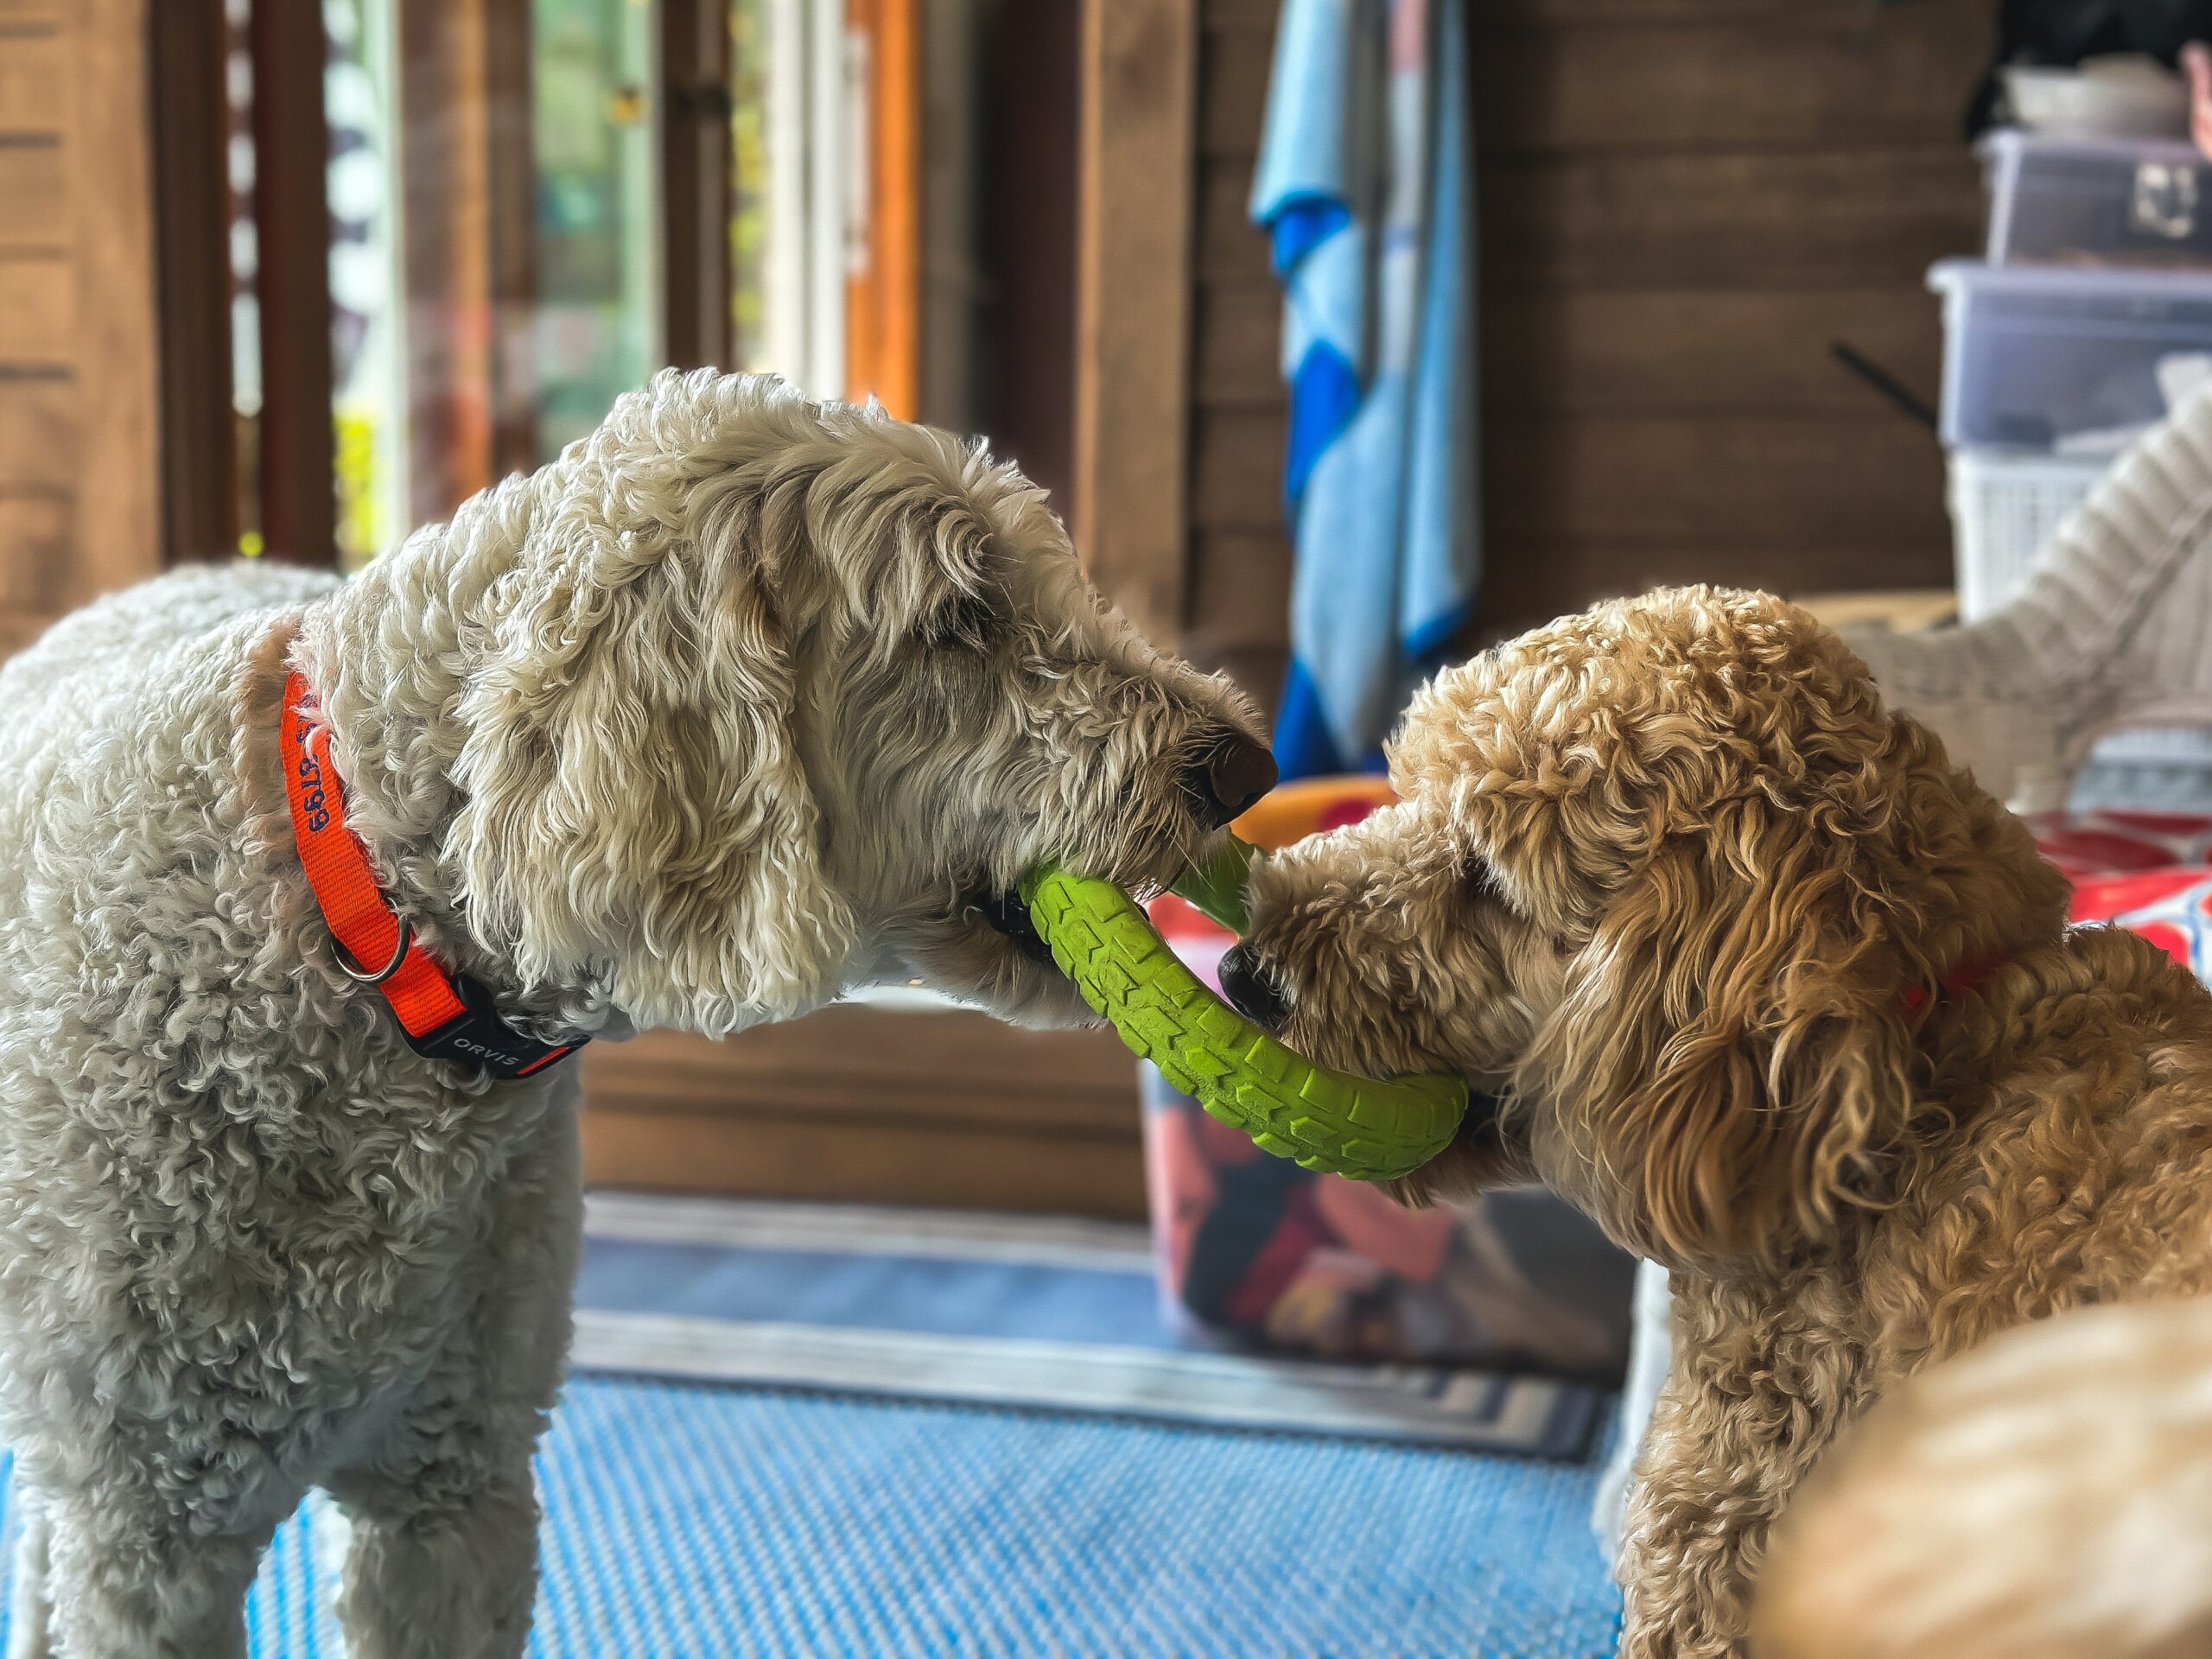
[280,670,583,1080]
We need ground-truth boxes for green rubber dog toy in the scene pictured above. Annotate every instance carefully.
[1020,840,1469,1184]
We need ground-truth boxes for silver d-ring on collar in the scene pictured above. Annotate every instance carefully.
[338,920,412,986]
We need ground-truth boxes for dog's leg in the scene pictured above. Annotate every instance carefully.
[330,1453,543,1659]
[1616,1328,1860,1659]
[330,1102,578,1659]
[36,1487,270,1659]
[6,1490,52,1659]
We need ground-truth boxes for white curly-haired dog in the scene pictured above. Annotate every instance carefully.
[0,369,1269,1658]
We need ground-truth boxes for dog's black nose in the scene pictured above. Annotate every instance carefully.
[1185,735,1278,830]
[1219,944,1289,1031]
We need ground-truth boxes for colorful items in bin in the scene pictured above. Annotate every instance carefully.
[1144,1066,1634,1372]
[1140,775,1634,1374]
[2032,806,2212,878]
[2070,865,2212,982]
[2033,807,2212,988]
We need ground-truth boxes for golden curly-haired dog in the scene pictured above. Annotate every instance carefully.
[1219,587,2212,1657]
[1755,1294,2212,1659]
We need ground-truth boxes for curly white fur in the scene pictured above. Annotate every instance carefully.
[0,371,1261,1657]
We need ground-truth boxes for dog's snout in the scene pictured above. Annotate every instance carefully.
[1184,734,1277,830]
[1219,944,1289,1031]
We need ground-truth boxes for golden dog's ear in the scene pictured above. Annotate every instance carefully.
[1538,806,1918,1274]
[449,508,854,1035]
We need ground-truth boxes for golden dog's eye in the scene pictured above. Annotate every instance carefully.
[1463,856,1505,906]
[920,590,997,652]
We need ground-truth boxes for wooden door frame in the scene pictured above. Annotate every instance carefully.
[250,0,340,565]
[660,0,734,371]
[1072,0,1197,646]
[147,0,238,566]
[843,0,921,416]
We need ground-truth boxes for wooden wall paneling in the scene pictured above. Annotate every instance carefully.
[0,383,79,492]
[148,0,237,565]
[0,24,63,128]
[1177,10,1281,702]
[1073,0,1198,645]
[482,0,535,478]
[0,0,188,656]
[978,0,1082,512]
[1201,3,1995,159]
[250,0,337,565]
[1475,542,1960,641]
[1192,283,1279,408]
[1178,0,1988,663]
[1191,410,1955,563]
[1186,528,1289,650]
[66,0,162,601]
[1484,416,1953,551]
[583,1109,1147,1218]
[1478,0,1961,22]
[1201,284,1948,417]
[1190,405,1286,531]
[1481,289,1947,416]
[0,494,71,615]
[0,141,63,250]
[1472,5,1994,155]
[1477,150,1985,292]
[1197,150,1986,294]
[1194,156,1273,290]
[661,0,734,373]
[0,7,77,646]
[581,1009,1148,1217]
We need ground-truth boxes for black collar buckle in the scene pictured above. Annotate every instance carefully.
[403,974,588,1081]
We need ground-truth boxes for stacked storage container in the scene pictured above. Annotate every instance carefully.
[1941,131,2212,791]
[1941,132,2212,617]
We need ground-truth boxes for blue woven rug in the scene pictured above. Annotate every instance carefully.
[0,1383,1624,1656]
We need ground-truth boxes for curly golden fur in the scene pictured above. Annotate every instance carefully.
[1754,1295,2212,1659]
[1230,587,2212,1656]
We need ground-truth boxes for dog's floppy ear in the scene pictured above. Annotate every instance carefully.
[1536,798,1921,1274]
[449,499,854,1034]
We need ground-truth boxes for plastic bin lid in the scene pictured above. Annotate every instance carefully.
[1929,257,2212,300]
[1978,127,2204,167]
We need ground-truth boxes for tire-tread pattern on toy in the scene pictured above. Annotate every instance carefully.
[1023,868,1467,1184]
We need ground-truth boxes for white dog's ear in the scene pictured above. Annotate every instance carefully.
[449,513,854,1035]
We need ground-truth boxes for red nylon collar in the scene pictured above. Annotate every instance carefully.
[1901,952,2007,1022]
[280,670,582,1079]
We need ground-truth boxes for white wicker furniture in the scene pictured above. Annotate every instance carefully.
[1849,382,2212,813]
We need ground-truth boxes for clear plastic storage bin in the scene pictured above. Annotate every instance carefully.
[1984,130,2212,269]
[1930,260,2212,451]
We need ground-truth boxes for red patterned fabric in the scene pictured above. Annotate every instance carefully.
[2030,810,2212,985]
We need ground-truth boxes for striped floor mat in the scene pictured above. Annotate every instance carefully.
[0,1387,1624,1657]
[0,1196,1626,1655]
[572,1193,1604,1456]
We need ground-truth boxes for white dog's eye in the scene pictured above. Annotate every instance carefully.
[922,590,998,651]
